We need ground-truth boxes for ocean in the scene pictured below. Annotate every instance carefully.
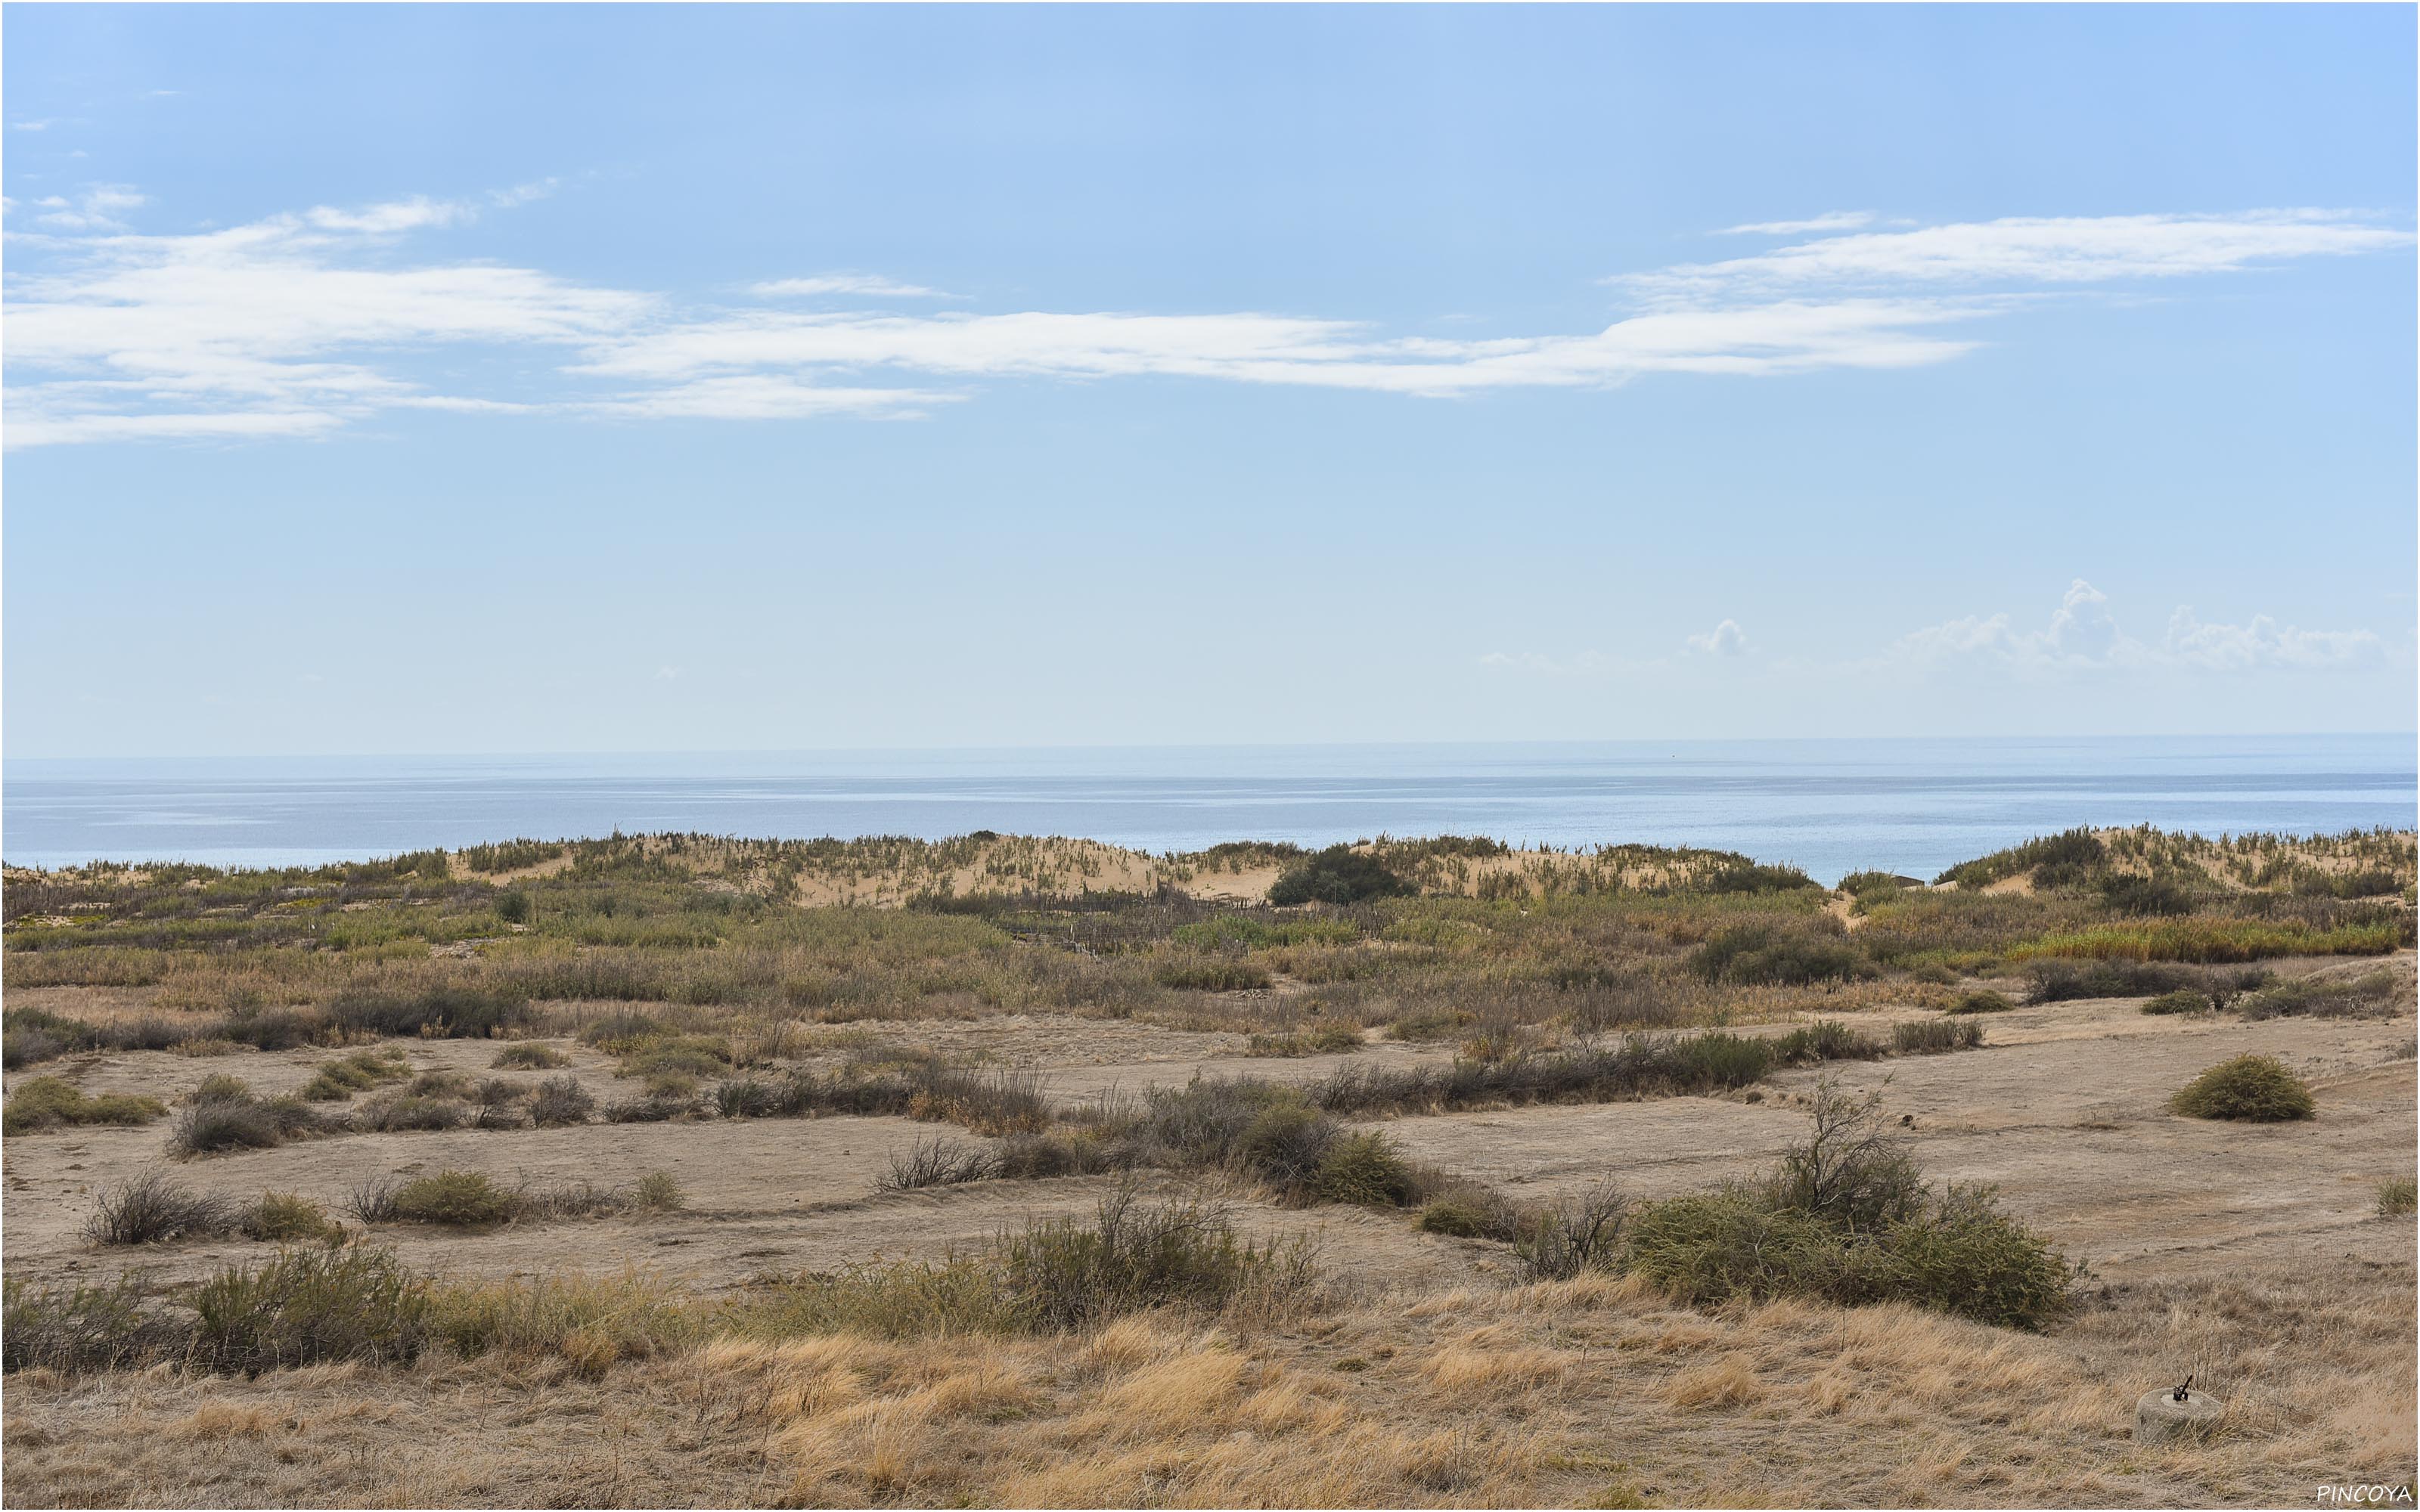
[3,735,2412,885]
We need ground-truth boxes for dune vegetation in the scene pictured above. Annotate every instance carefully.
[2,824,2412,1507]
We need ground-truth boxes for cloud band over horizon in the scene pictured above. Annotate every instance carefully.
[2,196,2409,448]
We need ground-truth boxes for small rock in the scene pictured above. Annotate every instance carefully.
[2136,1387,2223,1444]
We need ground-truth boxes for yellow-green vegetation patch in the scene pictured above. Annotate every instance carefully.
[2,1076,167,1134]
[240,1191,344,1244]
[1245,1023,1362,1056]
[300,1047,412,1101]
[2170,1054,2316,1121]
[2378,1177,2418,1216]
[2009,918,2404,965]
[490,1041,570,1069]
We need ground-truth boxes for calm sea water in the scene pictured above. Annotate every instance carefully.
[4,736,2412,885]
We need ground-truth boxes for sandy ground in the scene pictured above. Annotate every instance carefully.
[5,956,2412,1303]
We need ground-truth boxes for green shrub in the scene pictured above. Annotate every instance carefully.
[2,1076,166,1134]
[631,1170,685,1213]
[1268,846,1413,906]
[1001,1187,1316,1331]
[1689,924,1869,986]
[1624,1089,2072,1330]
[1153,956,1274,992]
[301,1048,411,1101]
[1893,1019,1984,1055]
[2235,971,2403,1021]
[721,1258,1019,1342]
[1235,1098,1340,1191]
[1311,1132,1419,1207]
[2,1275,189,1373]
[2140,990,2207,1016]
[327,985,526,1040]
[1415,1193,1516,1241]
[1947,990,2012,1015]
[2024,959,2198,1003]
[352,1092,467,1132]
[191,1246,432,1374]
[390,1170,513,1226]
[241,1191,343,1244]
[2378,1177,2417,1217]
[491,1042,569,1069]
[1773,1021,1882,1064]
[1879,1184,2080,1330]
[2170,1055,2315,1122]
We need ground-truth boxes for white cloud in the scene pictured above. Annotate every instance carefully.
[13,119,57,132]
[4,194,2409,448]
[752,274,957,299]
[1624,210,2412,303]
[1717,211,1875,237]
[1686,619,1749,656]
[1890,579,2378,675]
[5,195,651,448]
[31,185,147,231]
[582,374,949,421]
[2163,606,2380,670]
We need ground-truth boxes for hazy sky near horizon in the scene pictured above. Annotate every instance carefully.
[5,5,2415,758]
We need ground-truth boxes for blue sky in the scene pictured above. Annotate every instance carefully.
[5,4,2414,758]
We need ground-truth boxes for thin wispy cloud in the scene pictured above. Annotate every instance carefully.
[3,195,2408,447]
[1717,211,1876,236]
[1479,581,2379,689]
[1626,210,2412,302]
[752,274,959,299]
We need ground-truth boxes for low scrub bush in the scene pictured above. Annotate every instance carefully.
[85,1170,236,1245]
[327,985,527,1040]
[2024,959,2199,1003]
[1689,923,1869,987]
[1892,1019,1984,1055]
[1244,1023,1362,1056]
[2378,1177,2417,1217]
[1414,1188,1519,1241]
[1773,1021,1883,1064]
[2170,1055,2316,1122]
[2235,970,2406,1022]
[241,1191,343,1244]
[1625,1087,2072,1329]
[1947,990,2012,1015]
[2140,989,2208,1016]
[390,1170,513,1226]
[1268,846,1413,906]
[351,1091,467,1132]
[1516,1180,1630,1281]
[2011,917,2403,965]
[491,1042,569,1069]
[169,1087,322,1157]
[883,1136,1001,1191]
[301,1048,411,1101]
[529,1074,595,1126]
[2,1275,189,1373]
[2,1076,166,1134]
[1153,956,1274,992]
[1307,1031,1777,1118]
[1311,1132,1420,1207]
[1001,1186,1318,1331]
[191,1245,432,1374]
